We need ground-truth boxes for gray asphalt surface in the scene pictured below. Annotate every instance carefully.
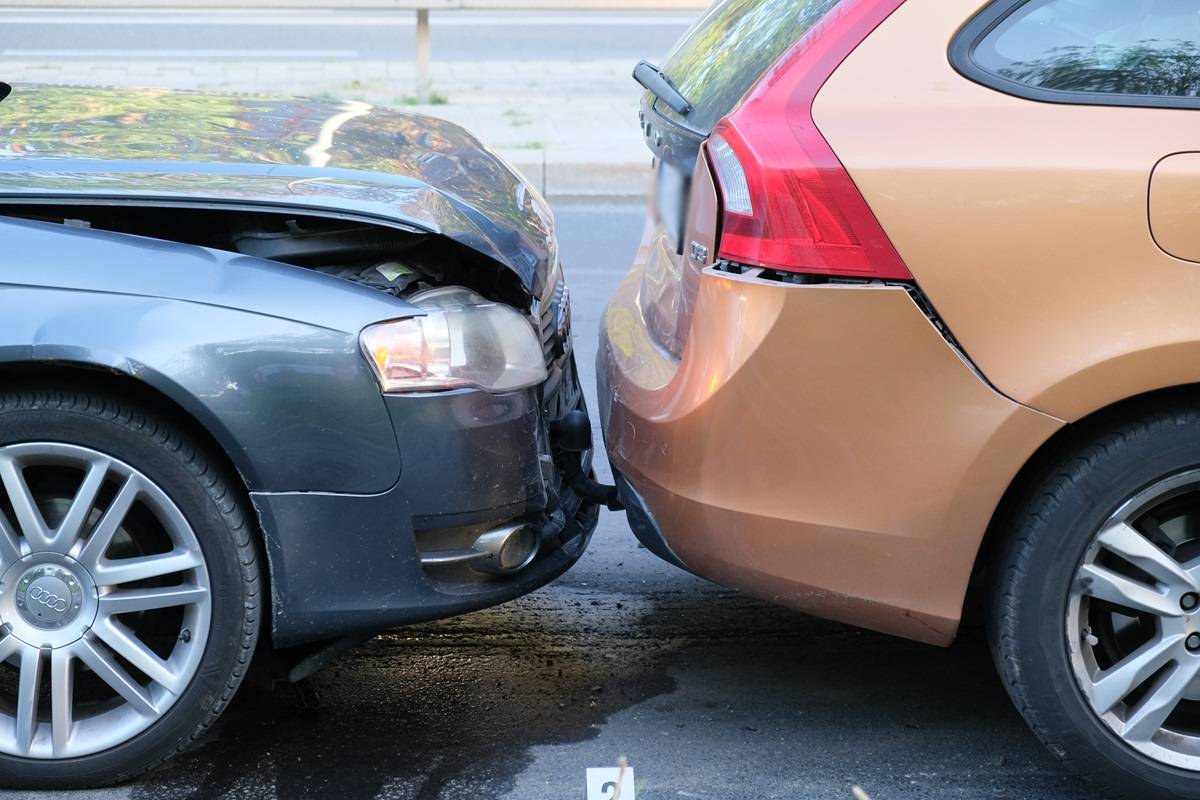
[8,203,1093,800]
[0,9,694,62]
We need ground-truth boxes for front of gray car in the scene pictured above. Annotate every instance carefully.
[0,84,600,787]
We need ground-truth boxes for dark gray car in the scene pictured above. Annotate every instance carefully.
[0,82,603,787]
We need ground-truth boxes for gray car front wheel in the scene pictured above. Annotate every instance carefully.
[0,387,261,788]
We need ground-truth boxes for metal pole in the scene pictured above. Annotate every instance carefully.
[415,7,432,103]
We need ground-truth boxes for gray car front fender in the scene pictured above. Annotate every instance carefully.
[0,217,419,493]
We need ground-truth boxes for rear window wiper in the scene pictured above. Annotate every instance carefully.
[633,61,692,116]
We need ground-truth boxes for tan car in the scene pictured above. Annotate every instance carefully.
[599,0,1200,797]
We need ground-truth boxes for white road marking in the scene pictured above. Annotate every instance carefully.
[2,48,359,57]
[0,12,693,26]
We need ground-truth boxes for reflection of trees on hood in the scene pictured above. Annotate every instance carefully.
[0,86,549,250]
[999,40,1200,97]
[0,87,324,163]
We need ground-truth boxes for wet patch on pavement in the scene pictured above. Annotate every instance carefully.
[127,586,683,800]
[500,592,1093,800]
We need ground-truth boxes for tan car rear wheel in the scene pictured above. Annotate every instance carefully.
[991,396,1200,800]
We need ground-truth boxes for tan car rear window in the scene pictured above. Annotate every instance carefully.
[973,0,1200,99]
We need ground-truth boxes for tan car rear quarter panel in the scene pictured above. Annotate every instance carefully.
[603,266,1061,644]
[815,0,1200,422]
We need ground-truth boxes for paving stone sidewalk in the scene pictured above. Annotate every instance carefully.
[1,57,654,198]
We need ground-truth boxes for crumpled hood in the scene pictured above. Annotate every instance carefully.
[0,85,555,294]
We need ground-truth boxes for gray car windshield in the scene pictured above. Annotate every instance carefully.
[654,0,845,133]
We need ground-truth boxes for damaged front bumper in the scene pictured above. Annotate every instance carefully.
[252,351,600,647]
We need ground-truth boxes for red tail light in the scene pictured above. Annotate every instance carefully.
[711,0,912,280]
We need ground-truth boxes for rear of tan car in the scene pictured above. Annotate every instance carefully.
[598,0,1200,797]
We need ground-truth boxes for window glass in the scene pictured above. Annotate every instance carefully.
[973,0,1200,98]
[657,0,845,133]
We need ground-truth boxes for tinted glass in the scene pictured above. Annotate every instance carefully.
[973,0,1200,98]
[657,0,845,133]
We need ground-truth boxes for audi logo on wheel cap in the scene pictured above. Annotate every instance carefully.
[28,586,69,613]
[14,566,84,630]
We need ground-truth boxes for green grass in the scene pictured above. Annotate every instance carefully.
[397,92,449,106]
[503,108,533,127]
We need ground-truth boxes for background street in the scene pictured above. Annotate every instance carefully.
[5,203,1092,800]
[0,7,697,196]
[1,8,694,62]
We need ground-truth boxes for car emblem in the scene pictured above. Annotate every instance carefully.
[552,286,572,357]
[15,565,84,629]
[689,241,709,265]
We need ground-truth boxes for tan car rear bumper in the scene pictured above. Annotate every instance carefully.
[598,252,1063,645]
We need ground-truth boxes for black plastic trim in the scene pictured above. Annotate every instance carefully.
[639,91,706,176]
[0,83,10,104]
[633,60,693,116]
[613,472,690,572]
[949,0,1200,112]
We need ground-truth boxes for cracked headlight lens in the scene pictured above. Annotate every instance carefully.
[360,287,547,393]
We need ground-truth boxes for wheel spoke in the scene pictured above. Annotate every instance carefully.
[1122,658,1200,743]
[0,454,50,551]
[1090,632,1183,714]
[100,585,207,615]
[51,456,109,554]
[76,473,142,571]
[73,637,157,718]
[15,645,43,754]
[0,512,20,568]
[93,617,183,694]
[50,649,74,756]
[1096,522,1197,595]
[1078,563,1183,618]
[0,633,20,663]
[1139,514,1179,558]
[92,549,203,588]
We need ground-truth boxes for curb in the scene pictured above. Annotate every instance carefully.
[500,155,652,200]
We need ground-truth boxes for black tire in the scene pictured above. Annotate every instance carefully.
[0,387,261,788]
[990,396,1200,800]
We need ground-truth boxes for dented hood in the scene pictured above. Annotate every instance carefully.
[0,85,555,294]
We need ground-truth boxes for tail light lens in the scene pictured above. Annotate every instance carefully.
[709,135,753,216]
[711,0,912,280]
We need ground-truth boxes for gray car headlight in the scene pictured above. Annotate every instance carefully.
[360,287,547,393]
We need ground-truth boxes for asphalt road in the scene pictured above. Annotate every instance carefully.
[0,9,694,63]
[9,204,1092,800]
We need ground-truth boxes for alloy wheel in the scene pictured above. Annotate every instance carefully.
[0,442,210,759]
[1067,469,1200,771]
